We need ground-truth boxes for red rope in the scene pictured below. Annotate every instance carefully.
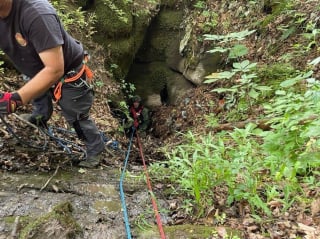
[136,132,166,239]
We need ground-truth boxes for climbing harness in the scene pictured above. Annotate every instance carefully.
[53,53,94,102]
[119,127,135,239]
[136,131,166,239]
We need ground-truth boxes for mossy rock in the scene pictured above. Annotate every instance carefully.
[160,0,192,9]
[137,7,184,61]
[149,30,178,60]
[160,0,177,8]
[94,0,133,38]
[127,61,172,96]
[19,201,82,239]
[154,9,184,31]
[147,62,173,92]
[91,0,160,79]
[100,36,137,78]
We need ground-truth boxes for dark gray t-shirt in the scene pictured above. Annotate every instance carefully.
[0,0,83,78]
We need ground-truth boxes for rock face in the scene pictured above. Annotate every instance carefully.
[81,0,223,108]
[88,0,159,79]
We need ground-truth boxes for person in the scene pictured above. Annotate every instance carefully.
[0,0,105,168]
[125,95,150,137]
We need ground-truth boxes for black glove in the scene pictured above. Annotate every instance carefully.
[0,92,23,114]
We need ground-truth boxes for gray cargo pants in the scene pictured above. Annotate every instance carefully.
[30,78,105,158]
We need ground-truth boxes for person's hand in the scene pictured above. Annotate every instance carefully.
[0,92,22,114]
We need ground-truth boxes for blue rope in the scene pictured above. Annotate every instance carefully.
[119,127,135,239]
[1,116,119,158]
[47,127,72,154]
[49,126,120,151]
[44,126,87,156]
[100,131,119,150]
[0,114,48,150]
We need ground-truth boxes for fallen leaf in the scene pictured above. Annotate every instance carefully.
[78,168,86,174]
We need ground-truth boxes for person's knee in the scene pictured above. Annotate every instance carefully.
[72,120,87,140]
[65,112,89,134]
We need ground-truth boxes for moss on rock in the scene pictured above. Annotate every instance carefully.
[92,0,161,79]
[155,9,184,31]
[94,0,133,38]
[100,36,135,78]
[127,61,172,97]
[19,201,82,239]
[160,0,190,9]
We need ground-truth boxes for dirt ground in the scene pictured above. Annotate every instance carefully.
[0,0,320,238]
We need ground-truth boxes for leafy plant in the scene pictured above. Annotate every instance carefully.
[151,124,274,217]
[119,78,136,98]
[261,70,320,183]
[134,212,153,231]
[302,20,320,50]
[151,79,320,217]
[194,1,206,9]
[204,29,255,61]
[204,30,256,43]
[102,0,129,23]
[309,56,320,66]
[51,0,96,39]
[205,60,272,112]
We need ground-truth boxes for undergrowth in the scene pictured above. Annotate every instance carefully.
[150,65,320,220]
[149,0,320,226]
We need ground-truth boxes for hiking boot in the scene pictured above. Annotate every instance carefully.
[78,152,104,168]
[20,113,48,127]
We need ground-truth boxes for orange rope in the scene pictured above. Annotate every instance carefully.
[136,132,166,239]
[53,56,93,102]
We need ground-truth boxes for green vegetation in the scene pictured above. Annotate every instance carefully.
[204,30,256,61]
[151,64,320,219]
[51,0,96,39]
[149,1,320,230]
[205,59,272,113]
[193,1,219,33]
[258,0,297,29]
[102,0,130,24]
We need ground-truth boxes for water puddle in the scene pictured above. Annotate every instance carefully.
[82,184,118,197]
[93,200,122,213]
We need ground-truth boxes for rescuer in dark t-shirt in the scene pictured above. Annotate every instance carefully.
[0,0,105,168]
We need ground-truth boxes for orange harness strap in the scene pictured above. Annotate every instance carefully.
[53,56,94,102]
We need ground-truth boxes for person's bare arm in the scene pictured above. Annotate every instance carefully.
[17,45,64,104]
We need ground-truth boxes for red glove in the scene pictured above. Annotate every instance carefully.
[0,92,22,114]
